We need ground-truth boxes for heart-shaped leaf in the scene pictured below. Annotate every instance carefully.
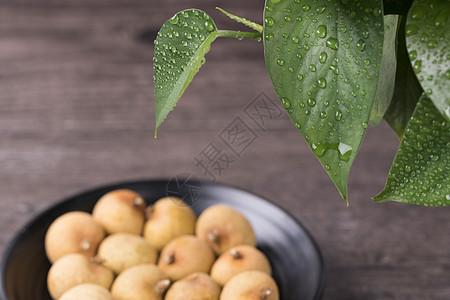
[369,15,400,126]
[263,0,384,201]
[154,9,219,135]
[405,0,450,121]
[374,94,450,206]
[384,16,422,138]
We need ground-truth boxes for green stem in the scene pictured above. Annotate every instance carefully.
[217,30,262,40]
[216,7,263,33]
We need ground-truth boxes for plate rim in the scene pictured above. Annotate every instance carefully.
[0,178,325,300]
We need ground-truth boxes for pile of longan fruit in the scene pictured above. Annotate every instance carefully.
[45,189,279,300]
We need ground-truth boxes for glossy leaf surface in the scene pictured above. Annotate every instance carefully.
[405,0,450,121]
[369,15,400,126]
[154,9,218,134]
[375,94,450,206]
[384,16,422,138]
[264,0,384,201]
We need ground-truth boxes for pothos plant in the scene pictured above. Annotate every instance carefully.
[153,0,449,206]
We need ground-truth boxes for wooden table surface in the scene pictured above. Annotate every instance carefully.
[1,1,450,299]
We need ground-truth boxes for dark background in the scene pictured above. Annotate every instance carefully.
[1,0,449,299]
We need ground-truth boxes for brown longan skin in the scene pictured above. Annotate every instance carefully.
[144,197,196,251]
[45,211,105,263]
[220,271,279,300]
[111,264,170,300]
[196,204,257,255]
[165,272,220,300]
[97,233,158,274]
[92,189,146,235]
[158,235,215,281]
[59,284,114,300]
[47,253,114,299]
[211,245,272,286]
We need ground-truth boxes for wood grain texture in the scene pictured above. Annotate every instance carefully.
[1,1,450,299]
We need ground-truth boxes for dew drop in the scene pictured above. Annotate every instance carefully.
[309,64,316,72]
[319,52,328,63]
[420,33,428,43]
[338,143,353,161]
[169,15,179,24]
[302,4,311,11]
[364,59,371,65]
[329,65,338,74]
[308,98,316,107]
[405,24,418,36]
[362,30,369,39]
[316,25,327,38]
[356,39,366,51]
[335,110,342,121]
[427,40,437,49]
[320,111,327,119]
[285,16,292,22]
[326,38,339,50]
[204,21,214,32]
[434,10,447,28]
[295,122,301,129]
[430,154,440,162]
[411,6,425,20]
[445,70,450,79]
[265,17,275,27]
[277,59,285,66]
[311,143,326,156]
[281,97,291,108]
[265,33,274,40]
[292,36,299,44]
[413,60,422,73]
[317,6,326,14]
[409,50,417,61]
[297,74,304,81]
[318,78,327,88]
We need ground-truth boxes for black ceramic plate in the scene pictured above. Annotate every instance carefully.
[0,179,324,300]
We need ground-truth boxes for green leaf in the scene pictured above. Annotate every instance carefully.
[263,0,384,201]
[154,9,262,136]
[369,15,400,126]
[374,94,450,206]
[384,16,423,138]
[154,9,219,135]
[405,0,450,121]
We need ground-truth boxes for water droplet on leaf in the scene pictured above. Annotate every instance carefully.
[318,78,327,88]
[281,97,291,108]
[265,17,275,27]
[326,38,339,50]
[308,98,316,107]
[356,39,365,51]
[316,25,327,38]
